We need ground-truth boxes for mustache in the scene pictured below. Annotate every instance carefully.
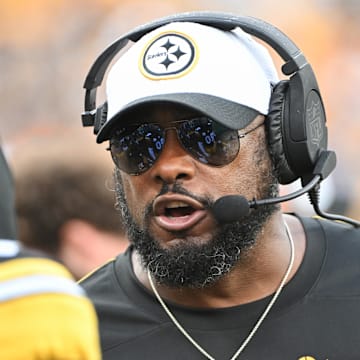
[144,182,214,218]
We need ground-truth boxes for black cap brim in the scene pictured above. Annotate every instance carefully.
[96,93,260,143]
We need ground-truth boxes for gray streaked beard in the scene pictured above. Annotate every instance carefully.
[113,165,279,289]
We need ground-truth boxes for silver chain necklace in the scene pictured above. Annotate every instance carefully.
[147,222,295,360]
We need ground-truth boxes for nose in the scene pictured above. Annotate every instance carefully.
[149,129,196,184]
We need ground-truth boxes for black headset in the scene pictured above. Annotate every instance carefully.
[82,11,334,186]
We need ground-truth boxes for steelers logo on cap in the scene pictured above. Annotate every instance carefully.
[139,31,198,80]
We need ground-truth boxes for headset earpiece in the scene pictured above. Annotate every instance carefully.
[267,75,328,185]
[266,63,328,185]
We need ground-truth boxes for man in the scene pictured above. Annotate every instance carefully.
[0,144,101,359]
[11,127,129,279]
[80,13,360,359]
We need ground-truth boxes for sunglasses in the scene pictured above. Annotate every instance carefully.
[109,117,264,175]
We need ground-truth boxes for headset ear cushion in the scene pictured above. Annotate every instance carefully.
[266,80,297,185]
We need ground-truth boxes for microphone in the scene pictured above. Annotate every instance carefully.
[212,175,321,224]
[212,150,360,227]
[212,150,338,224]
[212,195,250,224]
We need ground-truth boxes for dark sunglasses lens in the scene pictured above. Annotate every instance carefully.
[110,124,164,175]
[179,118,240,166]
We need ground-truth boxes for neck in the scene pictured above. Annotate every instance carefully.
[133,212,305,308]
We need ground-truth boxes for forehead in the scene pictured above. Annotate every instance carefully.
[117,102,202,127]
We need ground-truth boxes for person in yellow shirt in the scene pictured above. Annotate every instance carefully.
[0,143,101,360]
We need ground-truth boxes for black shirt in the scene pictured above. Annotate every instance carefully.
[81,217,360,359]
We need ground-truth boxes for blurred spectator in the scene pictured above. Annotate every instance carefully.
[0,141,101,359]
[10,125,129,280]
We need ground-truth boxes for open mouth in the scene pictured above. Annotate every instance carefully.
[164,201,196,218]
[153,196,207,232]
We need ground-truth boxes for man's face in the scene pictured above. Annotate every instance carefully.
[112,103,279,288]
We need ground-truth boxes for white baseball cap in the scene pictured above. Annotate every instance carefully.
[97,21,279,142]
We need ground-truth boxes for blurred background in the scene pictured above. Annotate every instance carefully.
[1,0,359,223]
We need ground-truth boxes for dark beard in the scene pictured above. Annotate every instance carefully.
[114,169,279,289]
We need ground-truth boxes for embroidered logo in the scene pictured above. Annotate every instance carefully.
[139,31,197,80]
[306,99,323,146]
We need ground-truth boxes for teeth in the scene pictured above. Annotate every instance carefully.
[166,201,190,209]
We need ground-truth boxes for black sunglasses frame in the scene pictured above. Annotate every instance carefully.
[108,117,264,175]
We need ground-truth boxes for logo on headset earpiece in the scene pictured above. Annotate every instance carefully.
[139,31,198,80]
[306,91,325,147]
